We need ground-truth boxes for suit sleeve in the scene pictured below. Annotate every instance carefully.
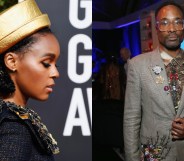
[0,119,32,161]
[123,59,142,161]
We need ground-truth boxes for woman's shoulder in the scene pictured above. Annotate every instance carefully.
[0,101,55,160]
[0,105,34,160]
[0,101,34,145]
[0,99,59,155]
[0,119,54,161]
[0,102,19,123]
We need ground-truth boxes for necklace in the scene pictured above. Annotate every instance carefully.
[0,99,60,154]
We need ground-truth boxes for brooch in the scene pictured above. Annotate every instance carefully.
[152,65,164,84]
[152,65,163,75]
[155,75,164,84]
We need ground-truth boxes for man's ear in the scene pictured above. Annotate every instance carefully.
[4,52,18,72]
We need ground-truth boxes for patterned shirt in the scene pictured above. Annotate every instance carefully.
[162,50,184,113]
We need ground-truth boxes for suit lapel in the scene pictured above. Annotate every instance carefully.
[175,50,184,117]
[148,48,175,115]
[176,87,184,117]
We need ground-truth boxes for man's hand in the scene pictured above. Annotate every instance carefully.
[172,118,184,139]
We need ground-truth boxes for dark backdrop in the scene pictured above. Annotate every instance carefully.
[28,0,92,161]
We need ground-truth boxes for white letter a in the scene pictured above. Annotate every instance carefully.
[63,88,91,136]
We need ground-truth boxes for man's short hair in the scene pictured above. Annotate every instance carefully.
[155,1,184,18]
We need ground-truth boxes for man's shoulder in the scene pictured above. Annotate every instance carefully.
[130,49,159,65]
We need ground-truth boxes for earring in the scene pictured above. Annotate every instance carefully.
[12,69,16,72]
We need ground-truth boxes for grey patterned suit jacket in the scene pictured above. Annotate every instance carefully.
[124,48,184,161]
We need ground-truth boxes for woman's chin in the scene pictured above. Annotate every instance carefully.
[33,95,49,101]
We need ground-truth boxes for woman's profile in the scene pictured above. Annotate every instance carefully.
[0,0,60,160]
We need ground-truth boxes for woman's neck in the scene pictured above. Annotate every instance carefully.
[2,94,27,107]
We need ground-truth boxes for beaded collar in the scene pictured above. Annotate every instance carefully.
[0,99,60,154]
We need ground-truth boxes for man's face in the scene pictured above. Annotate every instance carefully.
[156,5,184,50]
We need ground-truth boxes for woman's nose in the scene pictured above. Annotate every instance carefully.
[50,66,60,79]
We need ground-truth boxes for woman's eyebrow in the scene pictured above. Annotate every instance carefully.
[41,53,55,59]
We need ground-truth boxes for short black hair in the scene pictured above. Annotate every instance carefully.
[0,27,52,96]
[6,27,52,54]
[155,1,184,19]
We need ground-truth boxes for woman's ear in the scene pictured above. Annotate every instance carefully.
[4,52,18,72]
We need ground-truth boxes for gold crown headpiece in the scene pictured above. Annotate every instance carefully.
[0,0,51,54]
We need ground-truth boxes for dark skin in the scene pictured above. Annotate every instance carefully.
[172,118,184,139]
[3,33,60,107]
[156,5,184,57]
[156,5,184,140]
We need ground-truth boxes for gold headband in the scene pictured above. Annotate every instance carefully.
[0,0,51,54]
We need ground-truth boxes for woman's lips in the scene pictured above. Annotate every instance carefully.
[46,87,53,92]
[46,84,54,92]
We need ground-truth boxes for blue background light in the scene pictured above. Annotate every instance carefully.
[181,40,184,49]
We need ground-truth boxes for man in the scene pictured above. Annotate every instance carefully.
[124,1,184,161]
[119,47,131,74]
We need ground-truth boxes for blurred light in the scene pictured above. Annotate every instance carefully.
[181,40,184,50]
[116,19,140,28]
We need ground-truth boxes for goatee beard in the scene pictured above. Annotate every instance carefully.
[165,44,180,51]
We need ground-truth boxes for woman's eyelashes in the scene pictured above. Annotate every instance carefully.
[42,62,51,68]
[42,62,59,69]
[55,64,59,68]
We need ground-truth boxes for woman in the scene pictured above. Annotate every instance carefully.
[0,0,60,160]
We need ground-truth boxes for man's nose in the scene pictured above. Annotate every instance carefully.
[167,23,176,32]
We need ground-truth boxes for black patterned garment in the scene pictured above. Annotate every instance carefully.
[164,50,184,113]
[0,99,59,161]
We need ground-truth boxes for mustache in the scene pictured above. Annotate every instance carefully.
[167,33,178,37]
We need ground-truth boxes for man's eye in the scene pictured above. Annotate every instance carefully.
[42,62,51,68]
[161,20,168,26]
[175,20,183,25]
